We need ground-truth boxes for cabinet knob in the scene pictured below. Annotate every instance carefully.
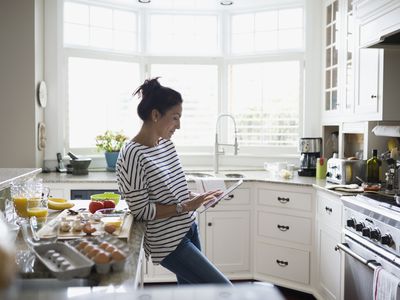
[276,259,288,267]
[370,95,377,99]
[225,194,234,200]
[325,206,333,214]
[207,222,212,227]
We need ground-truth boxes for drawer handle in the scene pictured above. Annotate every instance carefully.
[277,197,290,203]
[225,194,234,200]
[370,95,377,99]
[325,206,333,214]
[276,259,288,267]
[277,224,290,231]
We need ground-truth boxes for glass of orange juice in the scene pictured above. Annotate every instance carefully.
[27,197,48,226]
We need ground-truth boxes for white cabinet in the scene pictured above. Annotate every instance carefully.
[254,183,314,290]
[204,210,250,275]
[316,189,344,300]
[322,0,355,123]
[352,0,400,121]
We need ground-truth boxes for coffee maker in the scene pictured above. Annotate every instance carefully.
[298,137,322,177]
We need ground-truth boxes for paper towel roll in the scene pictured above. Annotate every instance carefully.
[372,126,400,137]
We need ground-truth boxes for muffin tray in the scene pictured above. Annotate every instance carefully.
[32,242,94,280]
[68,234,129,274]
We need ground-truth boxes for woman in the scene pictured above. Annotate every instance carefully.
[116,78,231,284]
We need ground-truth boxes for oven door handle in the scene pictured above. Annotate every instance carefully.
[335,242,381,271]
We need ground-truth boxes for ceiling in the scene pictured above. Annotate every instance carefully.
[88,0,300,11]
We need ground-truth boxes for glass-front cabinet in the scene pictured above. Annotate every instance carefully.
[323,0,354,123]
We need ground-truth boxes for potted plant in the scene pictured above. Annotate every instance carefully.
[95,130,128,171]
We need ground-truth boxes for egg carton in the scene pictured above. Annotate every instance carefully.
[33,242,94,280]
[68,233,129,274]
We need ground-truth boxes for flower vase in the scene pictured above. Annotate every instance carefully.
[105,151,119,172]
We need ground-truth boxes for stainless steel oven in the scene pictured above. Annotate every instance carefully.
[337,194,400,300]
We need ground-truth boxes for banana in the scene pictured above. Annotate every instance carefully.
[48,197,67,203]
[48,199,74,210]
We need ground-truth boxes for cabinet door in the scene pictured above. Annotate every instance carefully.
[318,224,342,300]
[356,48,380,115]
[205,211,250,273]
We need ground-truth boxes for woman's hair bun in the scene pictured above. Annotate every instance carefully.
[135,77,161,99]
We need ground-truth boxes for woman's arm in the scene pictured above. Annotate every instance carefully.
[154,191,221,219]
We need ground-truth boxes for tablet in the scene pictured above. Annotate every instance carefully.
[198,179,243,213]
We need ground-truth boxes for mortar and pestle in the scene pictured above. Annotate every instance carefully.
[67,152,92,175]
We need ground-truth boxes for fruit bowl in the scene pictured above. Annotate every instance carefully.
[90,193,120,205]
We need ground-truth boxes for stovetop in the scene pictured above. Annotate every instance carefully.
[356,192,400,213]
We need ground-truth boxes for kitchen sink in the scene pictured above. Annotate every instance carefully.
[185,172,215,178]
[224,173,244,178]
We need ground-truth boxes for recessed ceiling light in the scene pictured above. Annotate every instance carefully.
[138,0,151,3]
[220,0,234,5]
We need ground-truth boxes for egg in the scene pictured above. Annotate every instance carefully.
[83,244,94,254]
[99,242,110,250]
[77,241,89,250]
[111,250,126,262]
[88,248,100,259]
[105,245,116,253]
[94,251,110,264]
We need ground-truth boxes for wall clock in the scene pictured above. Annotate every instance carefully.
[37,81,47,108]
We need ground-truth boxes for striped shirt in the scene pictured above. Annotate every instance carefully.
[116,138,195,264]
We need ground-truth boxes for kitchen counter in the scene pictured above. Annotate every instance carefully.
[0,168,41,190]
[40,169,318,186]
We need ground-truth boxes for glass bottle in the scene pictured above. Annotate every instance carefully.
[366,149,381,183]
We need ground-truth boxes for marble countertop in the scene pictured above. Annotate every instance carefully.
[39,169,317,186]
[0,168,41,190]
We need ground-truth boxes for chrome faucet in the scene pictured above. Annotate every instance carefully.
[214,114,239,174]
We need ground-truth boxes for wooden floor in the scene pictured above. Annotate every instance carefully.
[144,280,316,300]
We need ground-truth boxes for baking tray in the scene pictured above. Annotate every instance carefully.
[33,242,94,280]
[38,210,133,240]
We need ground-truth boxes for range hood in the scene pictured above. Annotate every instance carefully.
[366,29,400,49]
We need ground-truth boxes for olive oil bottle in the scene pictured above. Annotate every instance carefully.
[366,149,381,183]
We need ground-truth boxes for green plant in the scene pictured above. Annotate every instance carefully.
[95,130,128,152]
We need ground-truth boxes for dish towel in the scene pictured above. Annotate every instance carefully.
[373,266,400,300]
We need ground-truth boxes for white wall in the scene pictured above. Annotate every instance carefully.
[0,0,44,168]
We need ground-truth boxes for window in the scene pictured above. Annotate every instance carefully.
[64,2,138,52]
[231,8,304,54]
[68,57,139,149]
[61,1,305,158]
[151,64,218,147]
[149,14,219,55]
[228,61,301,148]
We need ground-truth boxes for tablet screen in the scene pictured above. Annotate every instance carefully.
[198,179,243,213]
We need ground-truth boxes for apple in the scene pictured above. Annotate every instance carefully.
[103,200,116,209]
[89,201,104,214]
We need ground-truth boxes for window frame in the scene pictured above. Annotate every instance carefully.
[58,0,306,161]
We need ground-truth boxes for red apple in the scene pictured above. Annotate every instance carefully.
[89,201,104,214]
[103,200,116,209]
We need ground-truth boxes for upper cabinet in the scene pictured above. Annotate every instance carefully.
[354,0,400,121]
[322,0,355,123]
[322,0,400,124]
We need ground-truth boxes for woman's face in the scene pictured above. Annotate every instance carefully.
[156,103,182,140]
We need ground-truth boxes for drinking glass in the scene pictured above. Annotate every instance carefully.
[10,182,30,219]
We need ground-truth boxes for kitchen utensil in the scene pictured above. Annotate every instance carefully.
[298,137,322,177]
[56,153,67,173]
[67,151,79,160]
[326,158,366,184]
[67,152,92,175]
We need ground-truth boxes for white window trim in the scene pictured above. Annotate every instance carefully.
[44,0,322,170]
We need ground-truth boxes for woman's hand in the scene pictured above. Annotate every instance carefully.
[182,190,223,212]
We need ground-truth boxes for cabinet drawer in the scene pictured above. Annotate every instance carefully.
[257,211,312,245]
[255,242,309,284]
[217,188,251,207]
[258,189,312,212]
[317,192,342,227]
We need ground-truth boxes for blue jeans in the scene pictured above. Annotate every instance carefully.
[160,222,232,285]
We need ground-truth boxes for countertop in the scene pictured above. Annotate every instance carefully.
[0,168,41,190]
